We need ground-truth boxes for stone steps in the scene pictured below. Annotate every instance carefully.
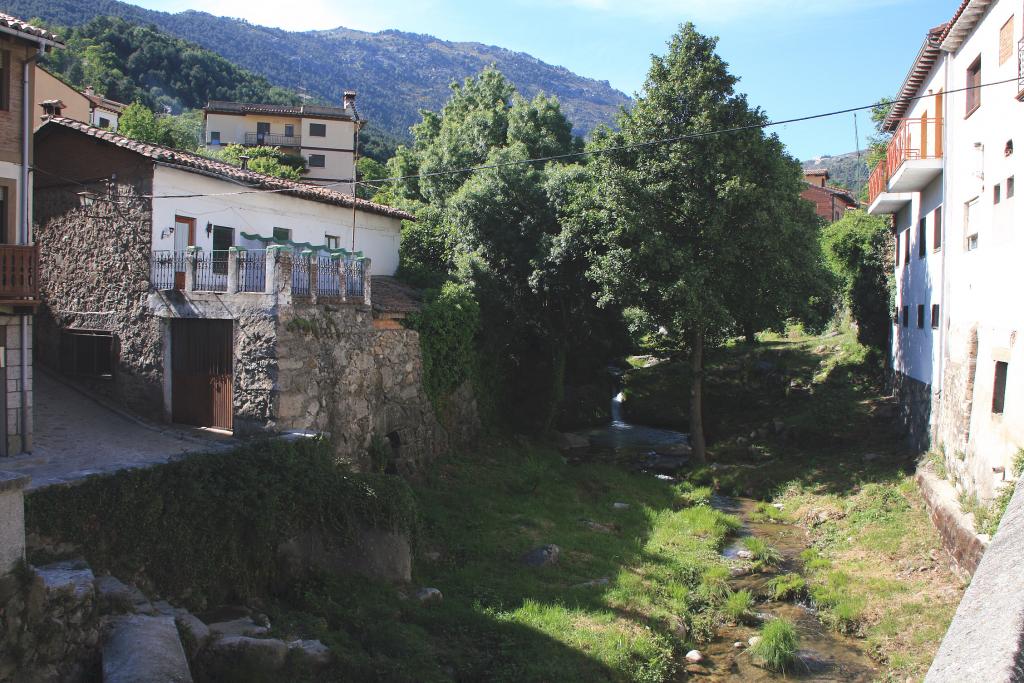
[103,614,193,683]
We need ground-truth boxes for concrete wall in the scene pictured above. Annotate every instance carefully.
[151,165,401,276]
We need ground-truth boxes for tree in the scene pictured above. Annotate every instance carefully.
[589,24,827,462]
[204,144,305,181]
[118,102,160,143]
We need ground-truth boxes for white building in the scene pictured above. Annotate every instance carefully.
[868,0,1023,500]
[203,96,359,191]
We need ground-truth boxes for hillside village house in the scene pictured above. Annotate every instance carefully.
[0,15,63,456]
[35,66,126,130]
[32,116,452,468]
[800,169,859,222]
[867,0,1023,501]
[203,96,359,191]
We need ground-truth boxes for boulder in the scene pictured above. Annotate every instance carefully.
[207,617,270,638]
[736,550,754,560]
[748,635,762,647]
[414,587,443,604]
[612,502,630,510]
[174,611,211,658]
[685,649,704,663]
[554,432,590,452]
[94,575,148,613]
[103,615,193,683]
[36,561,95,602]
[644,454,689,473]
[287,639,332,667]
[521,544,561,568]
[206,636,288,671]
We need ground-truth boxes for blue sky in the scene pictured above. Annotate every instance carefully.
[130,0,961,160]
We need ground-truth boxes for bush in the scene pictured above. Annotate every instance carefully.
[750,618,799,672]
[406,281,481,409]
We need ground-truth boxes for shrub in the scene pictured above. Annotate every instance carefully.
[742,536,783,570]
[406,281,481,409]
[763,573,806,602]
[723,589,755,622]
[750,618,799,672]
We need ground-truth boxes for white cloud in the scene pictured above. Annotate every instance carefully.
[539,0,905,23]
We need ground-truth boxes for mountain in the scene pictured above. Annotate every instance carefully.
[802,151,870,197]
[8,0,631,140]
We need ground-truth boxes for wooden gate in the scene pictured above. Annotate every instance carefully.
[171,319,233,430]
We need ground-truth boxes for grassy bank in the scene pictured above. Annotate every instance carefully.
[623,327,965,680]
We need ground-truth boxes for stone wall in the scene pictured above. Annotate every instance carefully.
[271,302,467,472]
[892,370,932,453]
[34,180,165,419]
[0,315,31,454]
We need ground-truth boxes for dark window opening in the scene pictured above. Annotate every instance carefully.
[918,217,927,258]
[992,361,1009,414]
[212,226,233,274]
[0,186,7,243]
[309,123,327,137]
[931,304,940,329]
[0,51,10,111]
[273,227,292,242]
[902,305,909,327]
[994,183,1002,204]
[966,56,982,115]
[209,131,221,145]
[1008,176,1015,199]
[903,227,910,265]
[308,154,326,168]
[894,308,900,324]
[98,117,111,128]
[60,330,117,379]
[933,208,943,251]
[917,304,925,329]
[284,124,295,137]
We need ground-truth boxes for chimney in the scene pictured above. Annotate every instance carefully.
[343,90,357,110]
[40,99,65,119]
[84,85,95,96]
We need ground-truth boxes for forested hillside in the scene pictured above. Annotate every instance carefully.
[802,150,870,195]
[10,0,631,139]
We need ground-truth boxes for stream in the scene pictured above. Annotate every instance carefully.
[574,387,878,681]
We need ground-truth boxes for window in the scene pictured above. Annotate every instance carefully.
[994,183,1002,204]
[273,227,291,242]
[965,198,979,250]
[903,227,910,264]
[895,233,901,266]
[0,181,14,243]
[1008,176,1015,199]
[902,305,909,327]
[966,56,981,116]
[60,330,116,379]
[917,304,925,329]
[209,131,221,145]
[918,217,927,258]
[0,51,9,111]
[992,361,1009,414]
[1000,17,1015,65]
[284,124,295,138]
[931,304,940,329]
[308,154,326,168]
[212,226,234,274]
[894,308,900,324]
[325,234,340,249]
[98,116,111,129]
[933,207,942,251]
[309,123,327,137]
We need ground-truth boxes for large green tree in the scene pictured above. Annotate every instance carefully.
[589,24,827,461]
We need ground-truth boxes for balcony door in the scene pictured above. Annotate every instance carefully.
[173,215,195,290]
[256,121,271,145]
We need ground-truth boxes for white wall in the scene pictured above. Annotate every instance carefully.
[150,165,402,276]
[942,0,1024,487]
[90,108,119,131]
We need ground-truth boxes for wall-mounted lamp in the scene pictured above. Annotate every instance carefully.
[160,226,175,240]
[206,222,213,237]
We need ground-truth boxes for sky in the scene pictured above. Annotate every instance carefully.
[128,0,962,160]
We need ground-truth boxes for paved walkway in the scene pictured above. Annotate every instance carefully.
[1,370,236,490]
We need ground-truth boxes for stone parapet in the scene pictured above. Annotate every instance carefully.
[0,470,30,574]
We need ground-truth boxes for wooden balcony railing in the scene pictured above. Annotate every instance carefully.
[0,245,39,305]
[868,162,889,206]
[243,132,302,147]
[886,116,943,179]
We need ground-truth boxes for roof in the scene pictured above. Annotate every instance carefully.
[83,92,127,114]
[940,0,995,52]
[371,277,423,316]
[38,117,414,221]
[802,181,859,206]
[884,23,948,130]
[805,169,829,176]
[0,13,64,47]
[205,100,356,122]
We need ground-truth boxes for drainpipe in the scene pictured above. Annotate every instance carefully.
[19,47,44,454]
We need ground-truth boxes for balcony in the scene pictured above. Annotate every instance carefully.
[243,132,302,147]
[867,116,943,214]
[0,245,40,307]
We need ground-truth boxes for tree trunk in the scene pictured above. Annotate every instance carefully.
[743,322,756,345]
[689,326,707,464]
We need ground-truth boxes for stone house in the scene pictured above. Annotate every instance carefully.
[867,0,1023,500]
[0,15,63,456]
[33,116,467,470]
[800,169,859,222]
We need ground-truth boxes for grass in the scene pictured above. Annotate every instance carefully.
[265,441,745,682]
[741,536,783,571]
[723,589,755,623]
[762,573,806,602]
[749,618,799,672]
[751,501,789,523]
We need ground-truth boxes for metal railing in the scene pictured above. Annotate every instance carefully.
[239,250,267,293]
[150,250,186,290]
[886,116,943,179]
[867,163,889,206]
[244,132,302,147]
[0,244,39,302]
[315,256,341,298]
[194,250,229,292]
[346,258,365,299]
[291,253,311,297]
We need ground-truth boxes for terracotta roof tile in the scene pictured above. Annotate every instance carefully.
[205,100,356,122]
[0,13,63,45]
[40,117,414,221]
[83,92,127,114]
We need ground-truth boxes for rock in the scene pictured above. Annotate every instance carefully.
[645,454,689,473]
[94,575,148,613]
[730,566,750,577]
[733,641,745,649]
[152,600,176,616]
[287,639,332,667]
[554,432,590,452]
[414,587,443,604]
[657,443,693,457]
[207,617,270,638]
[654,474,675,481]
[736,550,754,560]
[36,560,95,602]
[103,614,193,683]
[685,649,704,663]
[736,436,748,446]
[685,664,710,675]
[174,611,210,658]
[206,636,288,671]
[814,345,827,353]
[862,452,883,462]
[612,502,630,510]
[748,636,762,647]
[521,544,561,568]
[670,617,689,640]
[579,519,617,534]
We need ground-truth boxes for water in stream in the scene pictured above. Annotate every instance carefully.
[575,388,878,681]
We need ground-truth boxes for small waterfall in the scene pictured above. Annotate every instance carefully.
[610,391,625,423]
